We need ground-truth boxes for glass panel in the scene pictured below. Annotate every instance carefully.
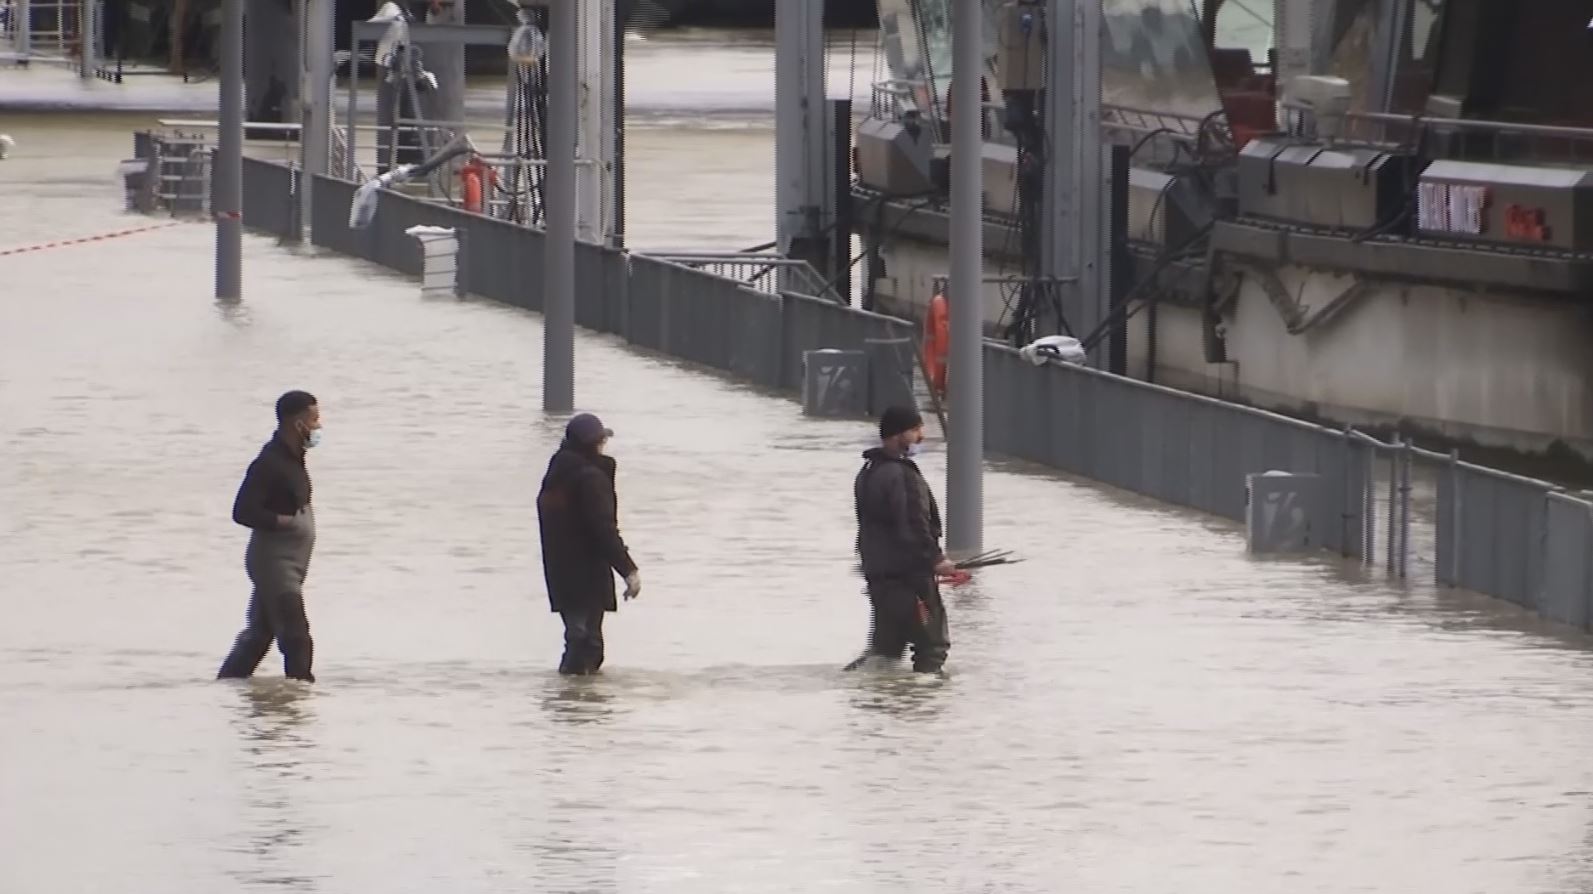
[1103,0,1226,120]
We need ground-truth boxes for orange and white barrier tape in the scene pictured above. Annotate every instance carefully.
[0,221,183,258]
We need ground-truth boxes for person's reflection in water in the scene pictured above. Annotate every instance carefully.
[846,670,949,723]
[539,677,616,727]
[229,680,320,892]
[533,832,620,894]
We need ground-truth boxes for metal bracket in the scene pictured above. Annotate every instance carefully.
[1232,260,1373,335]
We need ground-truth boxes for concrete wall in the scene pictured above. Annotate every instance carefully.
[1144,268,1593,458]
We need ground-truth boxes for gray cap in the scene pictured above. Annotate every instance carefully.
[566,412,613,446]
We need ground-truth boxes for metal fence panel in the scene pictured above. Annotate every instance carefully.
[1456,466,1549,609]
[1540,493,1593,629]
[781,296,914,393]
[627,256,783,387]
[240,157,296,238]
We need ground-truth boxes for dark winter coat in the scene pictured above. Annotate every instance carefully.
[232,434,312,531]
[537,442,638,613]
[854,447,944,580]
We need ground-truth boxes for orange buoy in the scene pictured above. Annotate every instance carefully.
[922,291,950,399]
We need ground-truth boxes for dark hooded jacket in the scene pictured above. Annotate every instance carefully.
[537,441,638,613]
[854,446,944,580]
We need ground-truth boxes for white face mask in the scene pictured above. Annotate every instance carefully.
[306,428,323,449]
[905,440,923,458]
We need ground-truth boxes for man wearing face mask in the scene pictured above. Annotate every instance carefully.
[217,390,323,683]
[537,412,640,675]
[850,405,958,673]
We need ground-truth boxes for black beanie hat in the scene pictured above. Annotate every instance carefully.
[879,405,924,440]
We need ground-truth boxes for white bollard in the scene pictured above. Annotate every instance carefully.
[405,225,458,299]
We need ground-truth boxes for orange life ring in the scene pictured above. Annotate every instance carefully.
[922,291,950,398]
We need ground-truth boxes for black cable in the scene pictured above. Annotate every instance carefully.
[1079,221,1215,354]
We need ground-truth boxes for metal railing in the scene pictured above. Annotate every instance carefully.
[649,252,847,305]
[1338,112,1593,167]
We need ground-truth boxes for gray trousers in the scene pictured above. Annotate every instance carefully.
[218,507,317,682]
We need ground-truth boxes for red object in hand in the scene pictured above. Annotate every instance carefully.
[938,569,973,587]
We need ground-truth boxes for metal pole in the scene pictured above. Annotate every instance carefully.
[1075,0,1104,363]
[946,0,984,557]
[16,0,30,59]
[1447,448,1461,586]
[1398,440,1412,579]
[300,0,334,241]
[1106,142,1129,375]
[774,0,829,292]
[543,0,576,413]
[215,0,244,301]
[1385,438,1398,576]
[1362,441,1375,564]
[611,0,627,249]
[1040,0,1076,330]
[79,0,96,79]
[831,97,854,304]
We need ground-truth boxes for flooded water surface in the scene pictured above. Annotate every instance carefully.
[5,30,1593,894]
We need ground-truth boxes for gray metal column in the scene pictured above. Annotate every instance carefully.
[215,0,244,300]
[15,0,30,59]
[774,0,830,289]
[1040,0,1076,331]
[78,0,97,79]
[419,0,467,133]
[299,0,334,240]
[543,0,577,413]
[1075,0,1105,362]
[946,0,984,557]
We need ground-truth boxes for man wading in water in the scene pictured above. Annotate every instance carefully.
[850,405,957,673]
[537,413,641,675]
[217,391,322,683]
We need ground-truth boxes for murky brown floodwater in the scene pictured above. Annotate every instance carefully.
[7,31,1593,894]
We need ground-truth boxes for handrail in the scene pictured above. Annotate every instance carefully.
[1346,111,1593,142]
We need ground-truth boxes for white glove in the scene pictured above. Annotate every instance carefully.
[623,571,641,601]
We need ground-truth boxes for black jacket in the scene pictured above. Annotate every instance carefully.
[537,442,638,613]
[854,447,943,579]
[232,434,312,531]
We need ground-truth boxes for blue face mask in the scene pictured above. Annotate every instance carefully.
[306,428,323,450]
[906,440,923,458]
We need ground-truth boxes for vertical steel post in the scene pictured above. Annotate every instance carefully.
[299,0,334,241]
[1040,0,1076,331]
[1385,437,1398,576]
[1107,142,1129,375]
[946,0,984,557]
[543,0,577,413]
[1398,440,1412,578]
[774,0,830,291]
[831,97,854,303]
[1075,0,1104,362]
[1447,448,1461,587]
[16,0,31,59]
[1362,441,1375,564]
[215,0,244,300]
[611,0,627,248]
